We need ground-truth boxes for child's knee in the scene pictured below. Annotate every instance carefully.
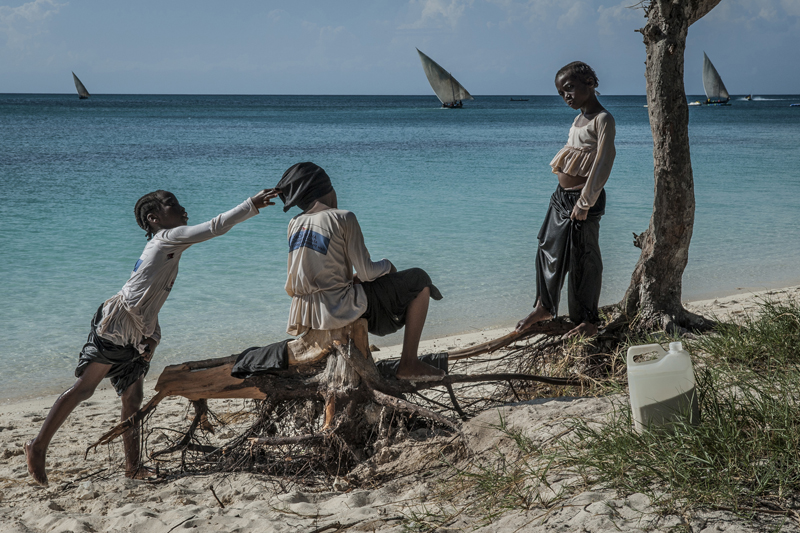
[407,267,430,281]
[70,384,97,403]
[121,383,144,407]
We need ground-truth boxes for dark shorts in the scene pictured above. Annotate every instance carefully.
[75,305,150,396]
[360,268,443,337]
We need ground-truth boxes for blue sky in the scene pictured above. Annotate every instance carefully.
[1,0,798,95]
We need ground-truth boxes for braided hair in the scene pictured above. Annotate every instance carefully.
[134,190,167,240]
[556,61,599,91]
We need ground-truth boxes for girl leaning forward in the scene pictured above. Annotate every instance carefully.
[25,188,278,485]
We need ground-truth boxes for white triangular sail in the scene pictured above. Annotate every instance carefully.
[702,53,729,101]
[416,49,473,105]
[72,72,90,99]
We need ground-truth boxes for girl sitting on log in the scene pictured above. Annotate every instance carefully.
[275,162,445,381]
[25,188,279,485]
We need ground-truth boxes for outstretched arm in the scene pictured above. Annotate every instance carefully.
[160,189,279,244]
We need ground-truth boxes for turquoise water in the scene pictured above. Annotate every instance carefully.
[2,94,799,400]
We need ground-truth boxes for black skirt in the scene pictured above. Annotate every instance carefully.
[535,186,605,324]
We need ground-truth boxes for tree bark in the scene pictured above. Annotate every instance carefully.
[623,0,722,332]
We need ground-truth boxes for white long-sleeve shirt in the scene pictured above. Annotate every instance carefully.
[285,209,392,335]
[96,198,260,347]
[549,110,616,210]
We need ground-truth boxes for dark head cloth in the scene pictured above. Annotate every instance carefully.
[276,162,334,213]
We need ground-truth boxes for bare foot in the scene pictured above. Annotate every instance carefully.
[395,360,446,381]
[125,465,157,481]
[563,321,599,339]
[24,440,48,486]
[515,306,552,333]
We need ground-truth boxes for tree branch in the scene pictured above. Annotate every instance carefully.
[689,0,723,26]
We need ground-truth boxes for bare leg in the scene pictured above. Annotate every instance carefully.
[515,300,553,333]
[396,287,445,381]
[120,376,152,479]
[26,362,110,485]
[564,321,599,339]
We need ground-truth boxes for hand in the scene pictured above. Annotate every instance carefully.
[570,204,588,221]
[251,188,280,209]
[141,337,158,362]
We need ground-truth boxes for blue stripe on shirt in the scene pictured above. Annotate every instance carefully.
[289,229,330,255]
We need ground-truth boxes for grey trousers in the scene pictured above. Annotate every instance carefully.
[535,186,605,325]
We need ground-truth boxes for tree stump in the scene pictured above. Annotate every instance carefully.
[89,318,585,474]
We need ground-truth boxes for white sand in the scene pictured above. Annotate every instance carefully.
[2,286,798,533]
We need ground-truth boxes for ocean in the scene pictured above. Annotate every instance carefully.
[2,94,799,400]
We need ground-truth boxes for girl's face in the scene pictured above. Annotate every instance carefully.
[555,73,594,111]
[152,192,188,230]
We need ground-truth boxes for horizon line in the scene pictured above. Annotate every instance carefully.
[2,92,791,97]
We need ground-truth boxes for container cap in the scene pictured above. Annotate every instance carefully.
[669,341,683,352]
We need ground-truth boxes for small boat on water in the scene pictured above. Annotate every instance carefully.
[510,98,529,101]
[701,52,730,106]
[416,48,473,108]
[72,72,90,99]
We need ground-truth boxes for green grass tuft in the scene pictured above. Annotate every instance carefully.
[419,298,800,527]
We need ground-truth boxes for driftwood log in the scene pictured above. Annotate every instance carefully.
[89,318,583,454]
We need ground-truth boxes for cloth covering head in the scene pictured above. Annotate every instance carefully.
[276,162,334,213]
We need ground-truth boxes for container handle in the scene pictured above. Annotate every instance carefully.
[626,343,666,367]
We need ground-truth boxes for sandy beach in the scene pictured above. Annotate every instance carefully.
[2,285,799,533]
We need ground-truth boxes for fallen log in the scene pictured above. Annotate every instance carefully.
[89,318,585,456]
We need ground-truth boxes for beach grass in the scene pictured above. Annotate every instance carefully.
[410,299,800,529]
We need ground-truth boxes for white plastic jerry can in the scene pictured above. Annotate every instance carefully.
[626,342,699,432]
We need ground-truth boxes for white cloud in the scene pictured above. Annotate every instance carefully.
[597,2,645,35]
[267,9,288,23]
[484,0,589,28]
[0,0,64,49]
[400,0,470,30]
[705,0,800,23]
[780,0,800,17]
[556,1,589,29]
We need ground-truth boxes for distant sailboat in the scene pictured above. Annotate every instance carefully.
[416,48,473,108]
[702,52,729,106]
[72,72,90,99]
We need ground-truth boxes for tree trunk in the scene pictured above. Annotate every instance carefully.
[623,0,722,333]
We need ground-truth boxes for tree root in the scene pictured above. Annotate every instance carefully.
[86,390,167,457]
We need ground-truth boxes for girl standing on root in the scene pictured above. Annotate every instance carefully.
[516,62,616,338]
[25,188,278,485]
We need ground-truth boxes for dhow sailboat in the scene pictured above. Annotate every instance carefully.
[72,72,90,99]
[416,49,473,108]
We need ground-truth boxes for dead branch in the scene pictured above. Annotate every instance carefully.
[447,317,575,360]
[248,434,327,446]
[371,389,460,433]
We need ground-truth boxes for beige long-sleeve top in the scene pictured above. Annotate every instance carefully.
[549,110,616,210]
[285,209,392,335]
[96,198,260,348]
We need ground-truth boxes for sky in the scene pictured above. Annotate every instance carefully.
[0,0,798,96]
